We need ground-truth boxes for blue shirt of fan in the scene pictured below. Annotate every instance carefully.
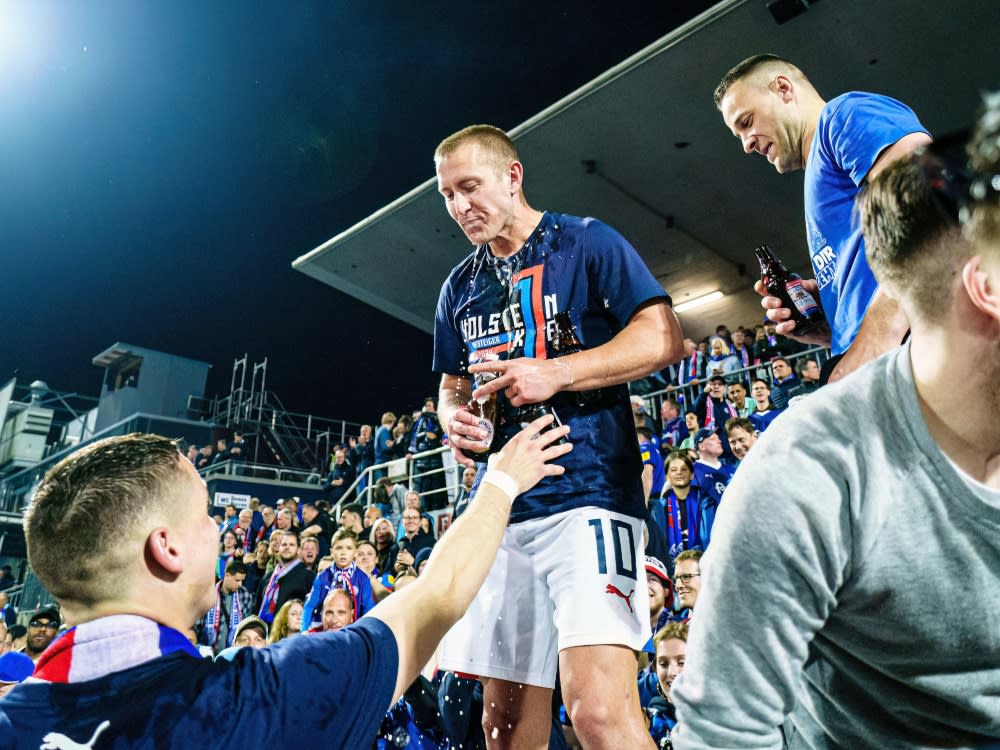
[749,409,783,434]
[691,461,736,509]
[660,416,688,455]
[434,211,670,524]
[640,440,666,498]
[1,617,398,749]
[805,92,928,354]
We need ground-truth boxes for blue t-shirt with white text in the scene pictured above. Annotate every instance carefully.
[433,211,669,523]
[804,92,928,354]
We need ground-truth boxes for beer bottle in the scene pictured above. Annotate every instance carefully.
[553,311,601,408]
[516,403,570,446]
[553,312,583,355]
[755,245,825,336]
[461,371,498,461]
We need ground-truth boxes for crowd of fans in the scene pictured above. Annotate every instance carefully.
[0,317,827,746]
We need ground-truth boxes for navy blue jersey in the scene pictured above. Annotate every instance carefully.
[433,211,669,523]
[1,618,398,749]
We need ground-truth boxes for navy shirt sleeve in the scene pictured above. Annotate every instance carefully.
[582,218,670,328]
[432,257,475,376]
[234,617,399,744]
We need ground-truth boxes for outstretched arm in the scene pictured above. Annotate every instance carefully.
[369,414,573,702]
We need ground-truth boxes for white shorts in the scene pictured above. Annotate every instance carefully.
[438,506,648,689]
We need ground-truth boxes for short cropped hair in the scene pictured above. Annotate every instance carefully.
[674,549,703,567]
[713,54,809,108]
[434,124,520,176]
[859,156,966,319]
[725,417,754,436]
[25,433,185,606]
[332,527,358,546]
[225,560,248,577]
[653,621,689,648]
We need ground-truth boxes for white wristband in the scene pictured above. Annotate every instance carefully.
[480,469,519,506]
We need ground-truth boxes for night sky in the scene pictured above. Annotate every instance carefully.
[0,1,716,423]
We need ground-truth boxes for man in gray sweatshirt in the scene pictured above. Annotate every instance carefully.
[672,99,1000,749]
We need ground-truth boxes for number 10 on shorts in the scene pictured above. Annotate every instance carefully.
[587,518,637,580]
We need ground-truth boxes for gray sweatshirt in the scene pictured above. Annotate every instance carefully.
[671,344,1000,749]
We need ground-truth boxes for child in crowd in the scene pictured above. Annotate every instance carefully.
[300,528,376,631]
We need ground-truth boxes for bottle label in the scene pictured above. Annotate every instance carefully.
[786,279,821,317]
[475,418,494,450]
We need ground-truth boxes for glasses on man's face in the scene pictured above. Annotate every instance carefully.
[29,619,58,630]
[674,573,700,585]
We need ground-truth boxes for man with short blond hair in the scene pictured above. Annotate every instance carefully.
[433,122,683,750]
[5,416,572,748]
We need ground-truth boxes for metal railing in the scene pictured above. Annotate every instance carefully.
[5,583,24,611]
[331,446,461,517]
[209,386,363,470]
[197,458,321,485]
[636,345,831,418]
[0,411,216,515]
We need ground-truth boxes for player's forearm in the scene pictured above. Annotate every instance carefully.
[418,482,511,623]
[558,302,683,390]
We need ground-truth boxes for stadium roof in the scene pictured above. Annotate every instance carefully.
[294,0,999,341]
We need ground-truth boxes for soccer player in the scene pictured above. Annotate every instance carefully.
[433,124,683,749]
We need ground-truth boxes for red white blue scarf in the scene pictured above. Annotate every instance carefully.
[205,582,245,648]
[332,563,360,621]
[259,559,301,623]
[704,397,736,431]
[687,352,699,379]
[32,615,200,683]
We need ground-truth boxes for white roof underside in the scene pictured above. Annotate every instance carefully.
[294,0,1000,340]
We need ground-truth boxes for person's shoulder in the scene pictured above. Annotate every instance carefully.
[436,250,479,314]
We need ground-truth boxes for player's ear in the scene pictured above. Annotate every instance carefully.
[508,161,525,197]
[146,527,184,576]
[962,255,1000,324]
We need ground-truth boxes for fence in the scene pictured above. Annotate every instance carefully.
[636,345,831,419]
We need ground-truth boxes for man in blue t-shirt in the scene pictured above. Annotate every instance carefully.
[714,54,931,382]
[433,124,684,750]
[659,398,688,457]
[2,415,570,748]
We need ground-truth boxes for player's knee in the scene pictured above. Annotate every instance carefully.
[564,696,618,741]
